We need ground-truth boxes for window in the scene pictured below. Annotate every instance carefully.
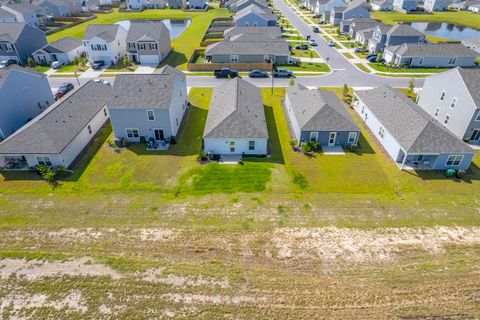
[418,57,423,65]
[446,155,463,166]
[361,106,364,114]
[36,156,52,167]
[378,126,385,138]
[434,107,440,117]
[439,90,446,101]
[87,125,92,134]
[309,132,318,142]
[450,97,457,109]
[230,55,239,62]
[263,55,269,62]
[146,110,155,121]
[249,140,255,150]
[229,141,235,152]
[444,114,450,126]
[448,57,456,65]
[176,118,179,126]
[348,132,357,144]
[150,43,158,50]
[128,42,135,48]
[412,154,424,162]
[138,43,146,50]
[475,112,480,122]
[126,128,139,139]
[103,108,107,117]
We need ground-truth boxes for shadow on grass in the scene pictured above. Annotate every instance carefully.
[348,133,375,155]
[408,162,480,183]
[157,50,188,69]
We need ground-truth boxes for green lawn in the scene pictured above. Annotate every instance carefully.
[104,60,138,72]
[56,63,89,73]
[34,65,51,72]
[284,62,330,72]
[354,63,370,73]
[368,63,452,73]
[291,49,319,58]
[342,52,354,59]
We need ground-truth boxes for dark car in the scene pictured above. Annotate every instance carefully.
[367,56,377,63]
[366,53,377,59]
[91,61,105,70]
[55,83,74,100]
[213,68,238,78]
[312,27,319,33]
[272,69,293,77]
[0,59,17,69]
[294,43,309,50]
[248,70,269,78]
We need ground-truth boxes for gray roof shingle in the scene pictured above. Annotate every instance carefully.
[286,83,359,132]
[234,4,277,22]
[386,43,479,57]
[457,68,480,108]
[108,74,178,109]
[156,64,186,79]
[223,26,282,38]
[38,36,82,54]
[205,39,290,55]
[386,23,424,37]
[0,81,112,154]
[83,24,122,42]
[125,21,170,42]
[203,78,268,139]
[0,65,45,88]
[0,22,27,42]
[355,85,473,154]
[0,7,16,18]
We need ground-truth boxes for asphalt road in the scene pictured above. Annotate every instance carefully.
[48,0,425,89]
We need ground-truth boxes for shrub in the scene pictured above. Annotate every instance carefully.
[197,151,208,162]
[55,166,67,177]
[36,164,55,183]
[292,170,308,189]
[302,143,312,154]
[290,139,298,147]
[122,139,128,147]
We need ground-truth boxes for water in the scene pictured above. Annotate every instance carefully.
[115,19,191,39]
[406,22,480,41]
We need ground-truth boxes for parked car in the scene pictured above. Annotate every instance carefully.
[91,61,105,70]
[0,59,16,69]
[312,27,319,33]
[55,82,74,100]
[295,43,309,50]
[273,69,293,77]
[367,56,377,63]
[51,61,63,69]
[318,20,324,25]
[366,53,377,59]
[327,40,335,47]
[214,68,238,78]
[248,70,269,78]
[305,35,311,40]
[308,39,318,46]
[94,78,110,85]
[354,47,366,52]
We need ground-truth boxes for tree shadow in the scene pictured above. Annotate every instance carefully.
[410,162,480,183]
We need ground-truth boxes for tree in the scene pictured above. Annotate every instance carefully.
[343,84,349,100]
[288,78,295,86]
[122,56,131,68]
[409,78,415,94]
[309,50,314,61]
[73,57,81,86]
[27,57,35,68]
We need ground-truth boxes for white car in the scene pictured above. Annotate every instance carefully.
[51,61,63,69]
[308,39,318,46]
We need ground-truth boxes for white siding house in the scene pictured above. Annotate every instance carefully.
[83,24,127,65]
[32,36,85,65]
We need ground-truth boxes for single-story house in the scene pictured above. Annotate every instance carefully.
[417,68,480,145]
[0,80,112,170]
[233,4,277,26]
[285,83,360,147]
[223,26,282,40]
[371,0,394,11]
[32,36,85,65]
[352,85,474,171]
[461,38,480,53]
[108,68,188,144]
[203,78,268,156]
[383,43,479,67]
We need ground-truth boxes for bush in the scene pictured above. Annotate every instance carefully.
[35,164,55,183]
[302,143,312,154]
[197,151,208,162]
[122,139,128,147]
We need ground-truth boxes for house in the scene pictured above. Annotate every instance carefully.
[383,43,479,67]
[393,0,418,11]
[0,65,54,140]
[233,4,277,27]
[461,38,480,53]
[32,36,85,65]
[126,21,171,65]
[355,27,375,45]
[188,0,206,9]
[0,23,47,64]
[223,26,282,40]
[205,36,292,64]
[64,0,83,13]
[0,80,112,170]
[352,85,474,170]
[226,0,268,12]
[167,0,186,8]
[203,78,268,156]
[37,0,73,16]
[368,23,425,53]
[469,2,480,11]
[1,4,39,27]
[451,0,479,10]
[0,7,17,22]
[371,0,393,11]
[83,24,127,65]
[423,0,451,11]
[416,68,480,145]
[285,83,360,147]
[330,1,370,26]
[126,0,166,9]
[315,0,346,20]
[340,17,378,36]
[108,69,188,144]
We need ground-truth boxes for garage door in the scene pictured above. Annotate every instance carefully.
[140,55,160,64]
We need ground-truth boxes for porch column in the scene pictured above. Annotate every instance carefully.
[400,152,407,171]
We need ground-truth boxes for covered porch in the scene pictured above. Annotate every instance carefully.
[0,156,29,171]
[397,151,438,171]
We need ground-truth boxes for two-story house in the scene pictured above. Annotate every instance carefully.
[233,4,277,27]
[316,0,346,20]
[226,0,268,12]
[0,65,54,140]
[108,68,188,146]
[417,68,480,145]
[37,0,74,17]
[0,23,47,64]
[330,0,370,26]
[126,21,171,65]
[423,0,451,11]
[368,23,425,53]
[1,4,39,27]
[83,24,127,65]
[393,0,418,11]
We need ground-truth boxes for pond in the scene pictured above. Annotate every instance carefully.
[115,19,191,39]
[406,22,480,41]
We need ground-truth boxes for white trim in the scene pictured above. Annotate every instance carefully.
[36,155,52,166]
[328,132,336,146]
[439,90,446,101]
[443,114,451,126]
[153,128,165,141]
[248,140,255,150]
[309,131,318,142]
[347,131,357,144]
[450,97,457,109]
[146,109,155,121]
[434,107,440,117]
[445,155,464,166]
[125,128,140,140]
[475,112,480,122]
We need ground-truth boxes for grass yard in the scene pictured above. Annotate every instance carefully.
[284,62,330,72]
[354,63,371,72]
[104,60,138,72]
[291,48,319,58]
[342,52,355,59]
[33,65,51,73]
[368,62,452,73]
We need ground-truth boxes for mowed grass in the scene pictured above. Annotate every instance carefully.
[368,63,453,73]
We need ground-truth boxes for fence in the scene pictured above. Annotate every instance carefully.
[45,15,96,35]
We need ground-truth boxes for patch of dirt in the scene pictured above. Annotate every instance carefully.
[138,228,179,241]
[0,257,121,280]
[142,268,229,288]
[161,293,265,305]
[272,227,480,262]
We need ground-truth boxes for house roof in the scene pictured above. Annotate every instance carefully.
[108,74,179,109]
[125,21,170,42]
[355,85,473,154]
[0,7,15,19]
[203,78,268,139]
[462,38,480,46]
[386,43,479,58]
[286,83,359,132]
[0,22,27,42]
[371,0,393,6]
[38,0,70,8]
[234,3,277,21]
[205,39,290,55]
[229,32,281,42]
[333,6,347,12]
[36,36,82,54]
[386,23,424,37]
[156,64,186,79]
[3,3,37,14]
[345,0,371,11]
[0,81,112,155]
[0,65,45,88]
[223,26,282,38]
[343,17,376,26]
[83,24,123,42]
[456,68,480,108]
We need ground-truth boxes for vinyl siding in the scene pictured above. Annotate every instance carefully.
[204,137,268,155]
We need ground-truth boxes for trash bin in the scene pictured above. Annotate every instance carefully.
[445,168,456,177]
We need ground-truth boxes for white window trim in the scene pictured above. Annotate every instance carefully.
[418,57,423,65]
[125,128,140,139]
[153,128,164,141]
[450,97,457,109]
[434,107,440,118]
[439,90,446,101]
[444,114,451,126]
[248,140,255,150]
[348,132,357,144]
[475,112,480,122]
[309,132,318,142]
[36,155,52,166]
[445,155,464,166]
[146,109,155,121]
[229,55,239,62]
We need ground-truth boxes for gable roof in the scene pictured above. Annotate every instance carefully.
[203,78,268,139]
[386,23,424,37]
[355,85,473,154]
[2,3,37,14]
[0,8,15,19]
[0,81,112,155]
[83,24,122,42]
[229,32,281,42]
[36,36,82,54]
[125,21,170,42]
[0,22,27,42]
[205,39,290,55]
[234,4,277,21]
[0,65,45,88]
[223,26,282,38]
[386,43,479,57]
[156,64,186,79]
[286,83,359,132]
[457,68,480,108]
[108,74,179,109]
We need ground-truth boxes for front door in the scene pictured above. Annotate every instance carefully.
[470,129,480,142]
[52,54,57,61]
[154,129,164,141]
[328,132,336,146]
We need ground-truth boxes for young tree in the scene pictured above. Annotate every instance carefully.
[309,50,314,61]
[27,57,35,68]
[73,57,80,86]
[342,84,349,101]
[409,78,415,94]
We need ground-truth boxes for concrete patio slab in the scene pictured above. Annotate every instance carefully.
[322,146,345,155]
